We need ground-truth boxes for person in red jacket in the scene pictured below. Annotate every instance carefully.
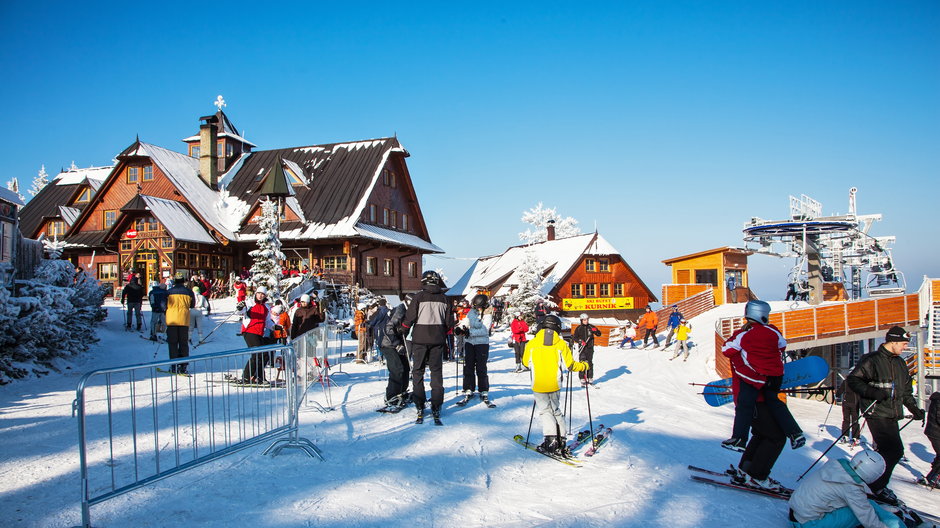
[234,280,247,303]
[510,311,530,373]
[721,300,804,452]
[237,286,274,383]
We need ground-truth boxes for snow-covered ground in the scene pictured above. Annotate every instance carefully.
[0,299,937,527]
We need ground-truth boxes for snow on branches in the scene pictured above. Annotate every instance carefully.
[518,202,581,244]
[6,178,25,203]
[505,249,556,324]
[29,165,49,198]
[42,236,69,259]
[248,197,285,300]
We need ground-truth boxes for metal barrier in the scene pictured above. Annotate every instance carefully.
[293,322,351,412]
[75,344,322,528]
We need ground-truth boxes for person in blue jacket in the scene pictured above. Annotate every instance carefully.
[662,305,683,348]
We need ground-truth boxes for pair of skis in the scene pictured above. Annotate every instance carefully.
[514,425,613,467]
[455,392,497,408]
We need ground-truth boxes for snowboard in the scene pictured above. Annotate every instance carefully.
[702,355,829,407]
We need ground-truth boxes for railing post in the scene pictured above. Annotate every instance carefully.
[844,302,849,336]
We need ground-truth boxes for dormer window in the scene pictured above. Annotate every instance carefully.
[191,145,201,158]
[127,167,139,184]
[142,166,153,182]
[75,187,91,203]
[285,166,304,186]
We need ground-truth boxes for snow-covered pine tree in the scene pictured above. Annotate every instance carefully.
[6,178,25,203]
[42,236,68,259]
[248,197,285,300]
[505,249,556,325]
[518,202,581,244]
[28,165,49,198]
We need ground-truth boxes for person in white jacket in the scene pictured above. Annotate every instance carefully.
[455,294,494,404]
[190,286,209,344]
[788,450,903,528]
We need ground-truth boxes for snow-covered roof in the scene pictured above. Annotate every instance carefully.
[354,223,444,253]
[55,166,112,186]
[449,233,620,298]
[141,195,216,244]
[0,187,24,206]
[58,206,81,226]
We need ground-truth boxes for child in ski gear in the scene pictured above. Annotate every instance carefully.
[165,277,195,374]
[234,280,247,303]
[573,314,601,385]
[189,286,209,344]
[402,270,454,422]
[788,450,903,528]
[148,282,167,341]
[510,312,530,372]
[380,294,413,407]
[522,315,588,456]
[663,305,683,348]
[923,391,940,487]
[846,326,925,503]
[617,321,637,349]
[271,304,291,345]
[456,294,494,400]
[638,306,659,348]
[671,319,692,361]
[837,381,861,446]
[721,300,804,452]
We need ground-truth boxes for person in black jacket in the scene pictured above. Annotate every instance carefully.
[846,326,926,504]
[572,313,602,386]
[837,379,861,446]
[380,294,413,410]
[923,391,940,487]
[121,276,145,330]
[402,271,454,423]
[147,282,168,341]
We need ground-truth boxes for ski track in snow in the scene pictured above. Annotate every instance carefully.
[0,299,937,527]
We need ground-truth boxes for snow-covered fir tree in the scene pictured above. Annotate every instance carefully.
[505,249,556,324]
[6,178,25,203]
[518,202,581,244]
[248,197,285,300]
[42,236,68,259]
[28,165,49,198]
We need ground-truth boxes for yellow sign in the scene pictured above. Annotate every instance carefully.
[561,297,634,311]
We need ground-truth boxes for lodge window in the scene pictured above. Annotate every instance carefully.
[571,283,582,297]
[103,210,117,229]
[227,143,234,157]
[217,141,224,157]
[600,283,610,297]
[143,165,153,182]
[135,216,158,232]
[390,211,398,229]
[191,145,201,158]
[161,237,173,249]
[120,240,132,251]
[585,258,596,272]
[98,263,118,281]
[695,269,719,287]
[285,167,304,185]
[189,253,198,267]
[599,259,609,272]
[201,255,209,268]
[383,169,390,186]
[408,261,418,278]
[211,255,220,268]
[127,167,139,184]
[368,204,376,223]
[323,256,348,270]
[402,214,409,232]
[585,283,596,297]
[614,283,624,296]
[75,187,91,203]
[383,259,394,276]
[177,252,187,266]
[46,220,66,237]
[366,257,377,275]
[383,208,389,225]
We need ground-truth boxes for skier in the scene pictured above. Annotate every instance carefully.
[401,270,454,424]
[189,286,209,344]
[237,286,274,383]
[721,300,805,452]
[846,326,926,505]
[522,314,588,457]
[836,380,861,447]
[121,276,144,330]
[455,294,494,405]
[638,306,659,348]
[922,391,940,488]
[788,450,903,528]
[510,311,530,372]
[367,298,390,361]
[730,398,789,492]
[147,281,167,342]
[572,313,601,386]
[491,296,504,326]
[234,279,247,304]
[662,305,683,348]
[354,304,368,363]
[291,294,322,356]
[380,294,413,410]
[165,276,195,374]
[534,299,548,327]
[670,319,692,361]
[617,321,637,349]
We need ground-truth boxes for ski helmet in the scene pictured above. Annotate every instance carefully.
[541,314,562,332]
[849,450,885,484]
[421,270,443,286]
[471,294,489,310]
[579,313,589,321]
[744,300,771,324]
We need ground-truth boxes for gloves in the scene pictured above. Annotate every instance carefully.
[236,302,246,311]
[911,408,926,421]
[273,325,284,332]
[872,389,891,402]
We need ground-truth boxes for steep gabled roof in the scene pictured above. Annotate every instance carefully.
[661,246,752,265]
[18,166,110,238]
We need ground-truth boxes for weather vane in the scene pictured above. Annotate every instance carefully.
[214,95,226,111]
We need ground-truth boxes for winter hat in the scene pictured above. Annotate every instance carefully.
[193,286,201,294]
[300,294,311,303]
[255,286,268,295]
[885,326,911,343]
[272,305,283,314]
[174,277,185,285]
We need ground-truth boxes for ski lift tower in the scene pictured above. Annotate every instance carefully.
[742,188,905,305]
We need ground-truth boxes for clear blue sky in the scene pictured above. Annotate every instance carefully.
[1,1,937,300]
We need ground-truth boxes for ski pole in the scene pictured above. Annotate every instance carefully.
[525,400,537,446]
[199,310,239,345]
[585,375,596,448]
[798,399,877,481]
[898,416,917,432]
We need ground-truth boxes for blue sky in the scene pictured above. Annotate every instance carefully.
[1,1,937,300]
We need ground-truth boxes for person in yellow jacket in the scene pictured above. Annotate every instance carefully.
[522,314,589,457]
[670,319,693,361]
[165,277,195,374]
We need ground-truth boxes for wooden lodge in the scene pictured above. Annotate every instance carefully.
[17,106,442,295]
[661,246,753,306]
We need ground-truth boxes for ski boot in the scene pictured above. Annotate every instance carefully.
[872,487,903,507]
[745,475,784,493]
[788,432,806,449]
[721,437,747,452]
[415,405,425,425]
[554,435,574,458]
[537,436,558,455]
[431,406,443,426]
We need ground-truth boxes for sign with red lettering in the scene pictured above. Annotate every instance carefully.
[126,230,138,239]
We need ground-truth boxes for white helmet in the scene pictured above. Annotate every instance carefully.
[849,450,885,484]
[579,313,589,321]
[256,286,268,295]
[300,294,311,303]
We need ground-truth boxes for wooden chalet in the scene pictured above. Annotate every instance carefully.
[661,247,753,305]
[17,107,442,295]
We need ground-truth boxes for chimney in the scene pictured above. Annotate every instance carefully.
[546,219,556,241]
[198,115,218,189]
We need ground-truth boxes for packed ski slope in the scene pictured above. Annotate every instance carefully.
[0,299,937,527]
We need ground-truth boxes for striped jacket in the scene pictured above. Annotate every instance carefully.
[721,322,786,388]
[401,284,453,345]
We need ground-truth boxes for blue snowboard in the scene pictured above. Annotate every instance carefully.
[702,355,829,407]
